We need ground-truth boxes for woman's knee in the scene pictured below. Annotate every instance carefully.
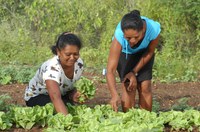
[138,80,152,94]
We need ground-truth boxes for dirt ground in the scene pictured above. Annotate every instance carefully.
[0,72,200,132]
[0,79,199,111]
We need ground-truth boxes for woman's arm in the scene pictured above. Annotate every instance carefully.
[123,34,160,91]
[133,34,160,73]
[106,37,122,111]
[46,80,68,115]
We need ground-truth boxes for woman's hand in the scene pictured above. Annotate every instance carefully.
[110,95,121,112]
[71,90,86,103]
[123,72,137,91]
[71,91,80,103]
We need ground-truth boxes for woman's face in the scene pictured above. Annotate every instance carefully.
[57,45,80,68]
[123,29,144,47]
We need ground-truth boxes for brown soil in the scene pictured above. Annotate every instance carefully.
[0,72,200,132]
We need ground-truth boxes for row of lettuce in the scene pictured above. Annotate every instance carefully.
[0,103,200,132]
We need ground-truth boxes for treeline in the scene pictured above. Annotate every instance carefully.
[0,0,199,83]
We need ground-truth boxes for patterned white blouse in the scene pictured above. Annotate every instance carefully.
[24,55,84,101]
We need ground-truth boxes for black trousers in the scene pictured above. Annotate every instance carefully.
[26,90,75,107]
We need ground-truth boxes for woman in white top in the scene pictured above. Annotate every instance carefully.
[24,32,84,115]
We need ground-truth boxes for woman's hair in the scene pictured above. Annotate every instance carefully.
[51,32,82,55]
[121,10,143,32]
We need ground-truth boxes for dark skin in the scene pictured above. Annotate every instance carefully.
[106,20,160,112]
[46,45,82,115]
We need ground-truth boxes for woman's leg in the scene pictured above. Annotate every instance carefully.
[116,51,154,112]
[121,82,137,112]
[62,89,77,105]
[26,94,51,107]
[26,90,76,107]
[137,80,152,111]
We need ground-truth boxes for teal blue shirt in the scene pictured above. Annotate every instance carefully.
[114,16,161,54]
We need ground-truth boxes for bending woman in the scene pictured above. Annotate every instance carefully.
[24,32,84,115]
[106,10,161,112]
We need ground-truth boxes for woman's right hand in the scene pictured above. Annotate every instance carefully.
[123,72,137,92]
[110,95,120,112]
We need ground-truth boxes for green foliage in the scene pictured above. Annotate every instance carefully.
[153,51,199,83]
[47,113,73,130]
[0,65,37,84]
[0,111,12,130]
[1,103,200,131]
[0,17,52,65]
[73,76,96,103]
[0,94,11,111]
[158,109,200,131]
[24,0,127,48]
[81,47,109,67]
[0,0,199,83]
[11,103,54,129]
[152,98,160,113]
[14,66,36,83]
[134,0,200,82]
[171,97,193,111]
[0,66,17,85]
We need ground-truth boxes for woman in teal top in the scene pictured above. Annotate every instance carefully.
[106,10,161,112]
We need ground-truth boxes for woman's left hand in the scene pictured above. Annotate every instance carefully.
[123,72,137,91]
[71,90,86,103]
